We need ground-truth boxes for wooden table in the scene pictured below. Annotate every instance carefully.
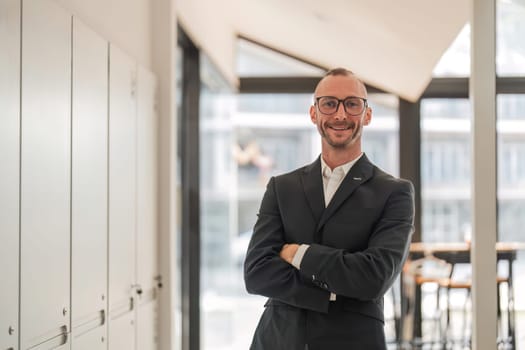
[399,241,525,348]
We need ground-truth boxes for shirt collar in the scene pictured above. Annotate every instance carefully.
[321,153,363,178]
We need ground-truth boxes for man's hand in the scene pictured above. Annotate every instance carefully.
[279,243,299,264]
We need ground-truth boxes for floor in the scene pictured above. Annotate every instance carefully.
[385,289,525,349]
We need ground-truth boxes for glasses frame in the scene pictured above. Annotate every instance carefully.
[315,96,368,116]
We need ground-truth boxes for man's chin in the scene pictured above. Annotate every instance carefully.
[326,129,354,140]
[326,138,354,149]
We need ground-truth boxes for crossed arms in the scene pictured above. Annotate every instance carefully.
[244,175,415,313]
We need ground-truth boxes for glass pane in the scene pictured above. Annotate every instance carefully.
[432,24,470,77]
[497,95,525,242]
[416,98,473,346]
[199,54,240,350]
[363,93,399,176]
[421,98,472,243]
[497,0,525,76]
[497,94,525,348]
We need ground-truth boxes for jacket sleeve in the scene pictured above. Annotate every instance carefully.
[243,177,331,313]
[298,180,415,301]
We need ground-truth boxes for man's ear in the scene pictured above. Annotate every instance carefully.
[309,105,317,124]
[364,107,372,125]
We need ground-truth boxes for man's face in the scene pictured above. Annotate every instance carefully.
[309,75,371,150]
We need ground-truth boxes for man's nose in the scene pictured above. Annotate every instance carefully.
[334,102,347,119]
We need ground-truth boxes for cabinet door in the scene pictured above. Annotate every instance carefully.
[20,0,71,348]
[136,301,158,350]
[71,325,106,350]
[71,17,108,348]
[136,67,159,350]
[108,44,137,349]
[108,314,135,350]
[0,0,20,349]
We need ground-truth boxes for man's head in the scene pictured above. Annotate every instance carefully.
[314,68,368,97]
[310,68,372,154]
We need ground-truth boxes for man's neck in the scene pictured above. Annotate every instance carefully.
[322,149,362,170]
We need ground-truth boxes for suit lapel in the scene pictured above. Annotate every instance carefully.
[300,157,325,229]
[316,154,374,232]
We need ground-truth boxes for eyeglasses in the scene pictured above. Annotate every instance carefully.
[315,96,368,116]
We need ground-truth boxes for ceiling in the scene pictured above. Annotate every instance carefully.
[177,0,469,102]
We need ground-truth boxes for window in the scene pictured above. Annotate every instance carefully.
[497,0,525,76]
[421,98,472,242]
[432,24,470,77]
[497,94,525,242]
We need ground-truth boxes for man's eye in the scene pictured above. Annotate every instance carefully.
[345,99,361,108]
[323,100,337,108]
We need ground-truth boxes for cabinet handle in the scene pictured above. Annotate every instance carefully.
[154,274,163,288]
[131,283,143,295]
[60,325,68,346]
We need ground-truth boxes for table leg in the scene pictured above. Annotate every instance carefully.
[414,282,422,341]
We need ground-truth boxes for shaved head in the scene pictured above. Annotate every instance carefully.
[314,68,368,98]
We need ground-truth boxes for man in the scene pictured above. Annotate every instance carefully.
[243,68,415,349]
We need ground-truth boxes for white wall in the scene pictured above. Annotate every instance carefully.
[150,1,178,349]
[54,0,154,69]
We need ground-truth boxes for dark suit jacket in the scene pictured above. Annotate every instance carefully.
[244,154,415,349]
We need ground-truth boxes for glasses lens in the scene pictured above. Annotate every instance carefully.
[318,97,339,114]
[343,97,365,115]
[317,97,366,115]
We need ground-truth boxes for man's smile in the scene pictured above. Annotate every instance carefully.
[326,122,356,131]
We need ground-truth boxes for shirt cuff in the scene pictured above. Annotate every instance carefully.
[291,244,310,270]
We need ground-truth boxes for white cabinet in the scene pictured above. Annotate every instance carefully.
[136,302,158,350]
[136,67,159,350]
[71,17,108,348]
[108,44,137,349]
[0,0,20,349]
[1,2,160,348]
[71,325,106,350]
[20,0,71,348]
[108,314,135,350]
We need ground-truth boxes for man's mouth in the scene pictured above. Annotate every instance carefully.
[328,123,354,131]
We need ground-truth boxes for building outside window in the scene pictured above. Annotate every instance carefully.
[421,98,471,243]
